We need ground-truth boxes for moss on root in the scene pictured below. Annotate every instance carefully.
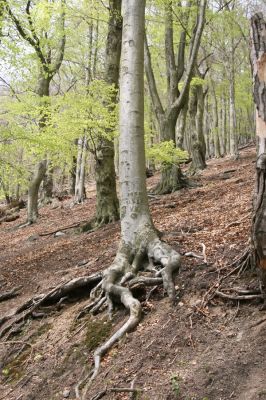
[84,316,113,351]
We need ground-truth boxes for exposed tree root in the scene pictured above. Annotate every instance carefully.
[0,285,23,302]
[1,232,181,399]
[75,235,180,399]
[152,165,188,195]
[0,274,102,338]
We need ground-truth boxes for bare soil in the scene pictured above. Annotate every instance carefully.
[1,146,266,400]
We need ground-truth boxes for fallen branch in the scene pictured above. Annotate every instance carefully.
[39,220,89,236]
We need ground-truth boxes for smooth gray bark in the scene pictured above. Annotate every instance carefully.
[80,1,181,390]
[75,137,87,203]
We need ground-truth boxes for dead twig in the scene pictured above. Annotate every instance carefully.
[91,386,143,400]
[225,212,249,229]
[215,290,263,301]
[0,340,33,348]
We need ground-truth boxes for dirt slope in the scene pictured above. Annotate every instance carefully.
[1,147,266,400]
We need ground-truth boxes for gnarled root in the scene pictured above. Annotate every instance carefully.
[1,233,181,400]
[77,236,180,399]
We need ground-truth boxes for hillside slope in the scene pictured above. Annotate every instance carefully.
[1,147,265,400]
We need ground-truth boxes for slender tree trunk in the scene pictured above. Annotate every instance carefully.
[27,160,47,224]
[221,93,227,155]
[75,137,87,203]
[27,75,51,223]
[69,155,77,196]
[188,83,206,173]
[94,0,121,225]
[175,99,188,150]
[203,95,211,159]
[42,166,54,204]
[250,13,266,308]
[229,70,238,158]
[212,88,221,158]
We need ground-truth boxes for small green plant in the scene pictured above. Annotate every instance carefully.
[171,374,180,398]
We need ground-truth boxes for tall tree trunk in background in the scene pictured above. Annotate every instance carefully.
[176,101,188,150]
[28,74,51,220]
[93,16,99,79]
[203,94,211,158]
[94,0,121,225]
[210,77,221,158]
[27,160,47,224]
[229,61,238,157]
[187,80,207,173]
[75,137,87,203]
[220,93,227,155]
[144,0,207,194]
[250,13,266,308]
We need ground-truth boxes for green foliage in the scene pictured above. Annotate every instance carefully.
[49,80,118,153]
[146,140,188,166]
[191,76,205,87]
[0,79,117,199]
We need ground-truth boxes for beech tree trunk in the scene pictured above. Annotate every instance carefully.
[250,13,266,307]
[27,75,51,221]
[187,82,206,173]
[229,70,238,158]
[94,0,121,225]
[176,102,188,150]
[75,137,87,203]
[27,160,47,224]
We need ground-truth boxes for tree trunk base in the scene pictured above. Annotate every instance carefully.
[95,204,119,227]
[188,145,206,175]
[153,164,188,195]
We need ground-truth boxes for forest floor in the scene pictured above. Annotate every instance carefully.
[1,146,266,400]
